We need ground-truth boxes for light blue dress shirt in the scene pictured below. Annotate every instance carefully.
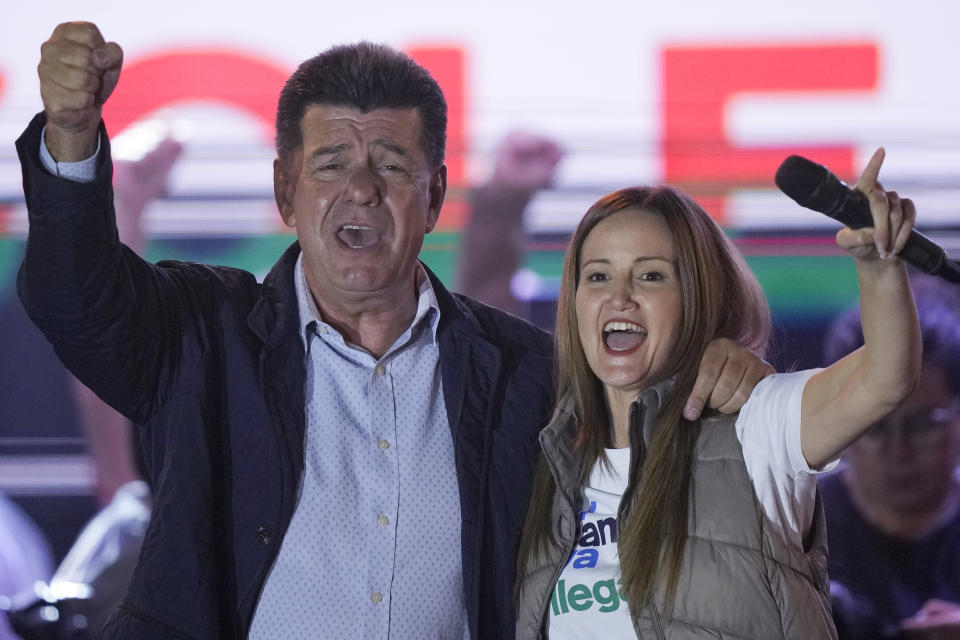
[249,256,469,639]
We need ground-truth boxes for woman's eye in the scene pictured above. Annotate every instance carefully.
[640,271,663,281]
[586,272,607,282]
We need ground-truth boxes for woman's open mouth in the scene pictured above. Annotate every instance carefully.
[602,320,646,355]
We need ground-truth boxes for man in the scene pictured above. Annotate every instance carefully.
[822,278,960,639]
[19,22,771,638]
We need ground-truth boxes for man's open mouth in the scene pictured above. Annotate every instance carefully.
[337,224,381,249]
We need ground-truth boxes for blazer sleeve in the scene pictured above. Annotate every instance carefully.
[16,112,204,425]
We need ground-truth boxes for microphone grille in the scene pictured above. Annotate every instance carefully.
[774,155,827,208]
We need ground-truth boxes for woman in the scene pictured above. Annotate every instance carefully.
[515,149,921,639]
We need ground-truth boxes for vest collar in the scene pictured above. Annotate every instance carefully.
[538,376,678,503]
[629,376,678,449]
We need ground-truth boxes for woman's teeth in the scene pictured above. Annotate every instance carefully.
[603,321,643,333]
[602,321,646,351]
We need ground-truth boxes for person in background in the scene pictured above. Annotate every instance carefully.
[822,276,960,639]
[456,131,563,317]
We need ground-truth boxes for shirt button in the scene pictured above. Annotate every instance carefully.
[378,439,390,450]
[375,365,385,377]
[371,592,383,604]
[377,515,389,526]
[256,526,272,545]
[318,325,328,335]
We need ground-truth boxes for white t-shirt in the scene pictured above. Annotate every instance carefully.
[548,369,837,638]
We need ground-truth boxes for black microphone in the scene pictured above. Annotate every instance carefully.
[775,155,960,284]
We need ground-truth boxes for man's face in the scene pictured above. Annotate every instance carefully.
[845,365,960,516]
[274,105,445,308]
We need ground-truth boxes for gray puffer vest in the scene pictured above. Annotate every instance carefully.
[516,378,837,639]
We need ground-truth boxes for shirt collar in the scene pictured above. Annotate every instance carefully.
[293,253,441,347]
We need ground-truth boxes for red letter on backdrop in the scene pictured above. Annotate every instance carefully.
[102,52,289,137]
[407,46,466,230]
[661,43,878,222]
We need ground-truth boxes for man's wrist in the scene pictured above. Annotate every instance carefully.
[40,125,100,183]
[44,120,101,163]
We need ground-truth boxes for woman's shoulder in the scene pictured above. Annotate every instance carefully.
[694,411,743,461]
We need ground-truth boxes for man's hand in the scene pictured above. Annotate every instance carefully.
[684,338,774,420]
[39,21,123,162]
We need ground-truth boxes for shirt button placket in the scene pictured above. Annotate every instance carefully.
[371,359,394,631]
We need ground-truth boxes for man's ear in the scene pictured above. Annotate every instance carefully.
[274,157,296,228]
[425,164,447,233]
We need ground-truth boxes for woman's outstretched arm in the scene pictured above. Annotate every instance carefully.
[800,148,923,468]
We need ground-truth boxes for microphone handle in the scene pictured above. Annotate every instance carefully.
[826,189,960,283]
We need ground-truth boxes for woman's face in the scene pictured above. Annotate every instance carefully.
[575,208,683,403]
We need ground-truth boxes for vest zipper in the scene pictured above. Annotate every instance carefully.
[618,402,668,639]
[617,402,646,525]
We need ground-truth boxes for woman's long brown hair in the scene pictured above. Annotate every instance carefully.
[517,186,770,615]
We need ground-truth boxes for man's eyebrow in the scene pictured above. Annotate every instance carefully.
[372,138,410,157]
[307,143,350,160]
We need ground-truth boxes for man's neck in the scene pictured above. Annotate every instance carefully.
[319,293,419,360]
[844,472,960,541]
[303,267,422,360]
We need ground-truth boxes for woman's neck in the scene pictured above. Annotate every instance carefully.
[606,387,637,448]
